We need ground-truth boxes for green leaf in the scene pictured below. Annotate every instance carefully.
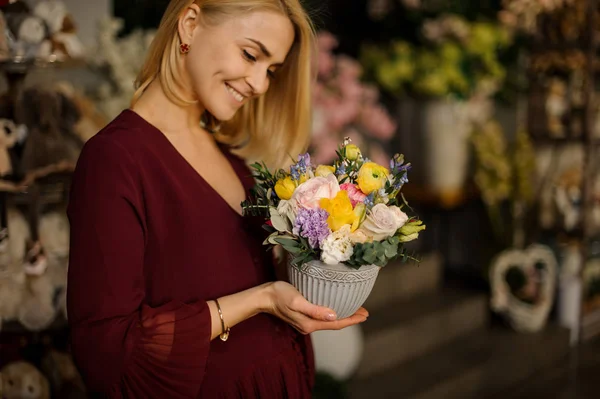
[363,251,377,264]
[262,224,276,234]
[274,238,299,247]
[291,253,309,267]
[282,245,303,254]
[384,243,398,258]
[269,207,290,232]
[265,232,282,245]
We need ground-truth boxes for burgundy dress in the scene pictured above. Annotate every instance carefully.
[66,109,315,398]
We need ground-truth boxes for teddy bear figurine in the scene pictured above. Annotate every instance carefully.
[0,361,50,399]
[2,0,49,60]
[32,0,84,59]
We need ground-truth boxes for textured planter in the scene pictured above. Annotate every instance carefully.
[287,260,380,319]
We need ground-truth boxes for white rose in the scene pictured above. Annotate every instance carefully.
[277,199,299,225]
[358,204,409,241]
[320,225,354,265]
[292,174,340,210]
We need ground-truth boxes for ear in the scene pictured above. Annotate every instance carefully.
[177,3,201,45]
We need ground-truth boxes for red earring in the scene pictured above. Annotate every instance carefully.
[180,43,190,54]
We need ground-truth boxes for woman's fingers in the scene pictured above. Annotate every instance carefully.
[289,295,338,321]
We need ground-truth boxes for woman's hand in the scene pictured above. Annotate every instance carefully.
[263,281,369,335]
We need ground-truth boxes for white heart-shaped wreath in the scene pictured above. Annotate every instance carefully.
[489,244,557,332]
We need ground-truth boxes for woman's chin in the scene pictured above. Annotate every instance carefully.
[207,105,240,123]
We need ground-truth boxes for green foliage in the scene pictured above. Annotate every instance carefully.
[241,162,285,218]
[345,237,419,269]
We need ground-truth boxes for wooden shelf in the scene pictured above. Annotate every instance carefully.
[0,57,87,74]
[0,161,74,195]
[530,135,600,145]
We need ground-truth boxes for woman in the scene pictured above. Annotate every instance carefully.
[66,0,368,398]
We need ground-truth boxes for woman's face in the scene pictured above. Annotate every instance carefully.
[181,9,295,122]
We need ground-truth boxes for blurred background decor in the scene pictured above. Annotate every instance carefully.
[310,31,397,165]
[0,0,599,398]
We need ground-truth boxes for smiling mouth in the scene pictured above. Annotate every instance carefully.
[225,83,245,103]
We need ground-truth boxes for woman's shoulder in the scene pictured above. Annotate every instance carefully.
[80,109,158,162]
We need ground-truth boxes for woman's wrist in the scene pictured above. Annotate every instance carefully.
[256,282,275,316]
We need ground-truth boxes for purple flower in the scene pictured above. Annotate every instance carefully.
[293,208,331,249]
[298,153,311,169]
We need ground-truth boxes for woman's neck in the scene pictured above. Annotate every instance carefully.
[131,79,205,136]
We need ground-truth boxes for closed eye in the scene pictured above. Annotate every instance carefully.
[242,50,256,62]
[244,50,276,79]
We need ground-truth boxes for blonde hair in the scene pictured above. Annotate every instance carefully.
[132,0,316,170]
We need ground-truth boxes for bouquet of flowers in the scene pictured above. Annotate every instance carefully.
[242,139,425,269]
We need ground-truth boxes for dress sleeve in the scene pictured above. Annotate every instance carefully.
[66,134,212,398]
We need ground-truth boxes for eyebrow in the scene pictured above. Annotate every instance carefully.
[246,38,272,57]
[246,37,285,67]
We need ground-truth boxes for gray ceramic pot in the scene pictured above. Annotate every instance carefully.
[287,260,381,319]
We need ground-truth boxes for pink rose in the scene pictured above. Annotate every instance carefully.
[292,174,340,209]
[340,183,367,207]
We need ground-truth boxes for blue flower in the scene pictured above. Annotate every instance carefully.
[364,193,375,208]
[290,165,301,181]
[336,164,346,176]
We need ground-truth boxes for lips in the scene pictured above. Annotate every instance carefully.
[225,83,245,103]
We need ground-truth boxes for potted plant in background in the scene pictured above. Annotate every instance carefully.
[360,12,515,203]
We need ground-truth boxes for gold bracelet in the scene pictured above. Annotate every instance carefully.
[214,299,230,342]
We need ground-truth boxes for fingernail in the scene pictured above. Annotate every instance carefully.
[327,313,336,321]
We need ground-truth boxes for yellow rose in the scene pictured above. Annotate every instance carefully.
[275,176,296,200]
[345,144,361,161]
[315,165,336,177]
[320,191,358,232]
[357,162,389,195]
[299,173,309,184]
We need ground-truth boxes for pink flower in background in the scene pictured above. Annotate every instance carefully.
[338,79,363,100]
[359,105,397,140]
[369,142,393,168]
[317,31,338,52]
[311,31,398,162]
[311,134,341,164]
[326,98,361,131]
[362,84,380,104]
[341,183,368,207]
[337,55,363,81]
[317,50,336,79]
[316,32,339,79]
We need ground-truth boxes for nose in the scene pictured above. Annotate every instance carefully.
[245,68,270,96]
